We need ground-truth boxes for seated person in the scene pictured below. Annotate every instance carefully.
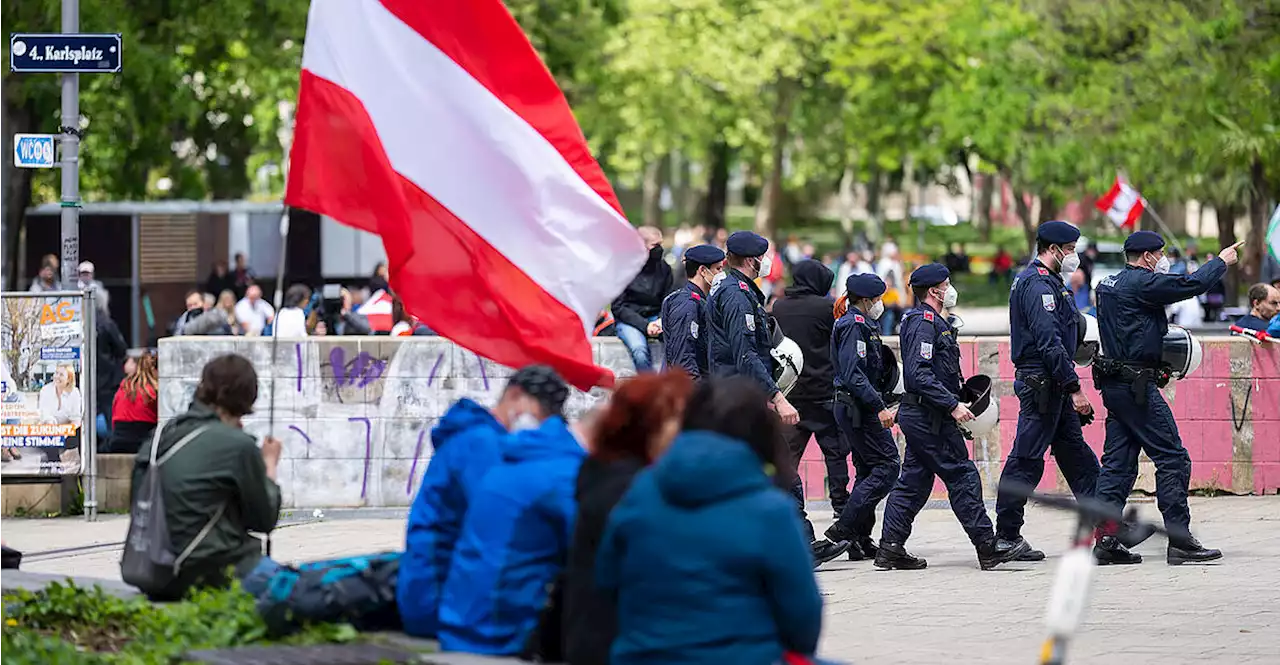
[1235,283,1280,335]
[398,366,559,637]
[437,367,582,655]
[110,352,159,455]
[130,354,281,601]
[596,376,824,665]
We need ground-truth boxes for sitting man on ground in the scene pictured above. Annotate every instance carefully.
[398,365,567,637]
[130,353,281,600]
[437,366,583,656]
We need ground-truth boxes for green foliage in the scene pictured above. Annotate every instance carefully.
[1,581,358,664]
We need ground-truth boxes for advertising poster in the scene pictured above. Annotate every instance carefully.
[1,294,86,476]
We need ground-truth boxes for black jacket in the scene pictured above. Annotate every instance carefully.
[611,248,675,331]
[563,455,646,665]
[95,317,128,417]
[770,260,836,405]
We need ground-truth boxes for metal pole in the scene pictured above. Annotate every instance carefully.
[83,288,98,521]
[59,0,81,287]
[130,213,141,347]
[1141,206,1187,256]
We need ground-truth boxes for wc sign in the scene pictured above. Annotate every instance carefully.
[13,133,55,168]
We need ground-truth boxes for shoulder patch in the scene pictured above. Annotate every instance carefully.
[920,341,934,360]
[1036,267,1048,276]
[744,313,756,331]
[690,292,702,301]
[854,314,864,323]
[738,281,748,291]
[1042,293,1056,312]
[857,340,867,358]
[690,320,699,339]
[923,311,935,322]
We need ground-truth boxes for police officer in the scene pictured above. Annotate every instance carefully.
[1092,231,1242,565]
[661,244,725,379]
[995,221,1101,560]
[822,273,900,560]
[875,264,1030,571]
[706,231,800,427]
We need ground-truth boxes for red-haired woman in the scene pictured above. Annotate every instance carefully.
[563,370,694,665]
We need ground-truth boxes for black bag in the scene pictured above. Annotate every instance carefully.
[120,425,223,595]
[250,553,403,636]
[2,544,22,569]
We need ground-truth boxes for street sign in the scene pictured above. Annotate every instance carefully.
[13,134,56,168]
[9,33,122,73]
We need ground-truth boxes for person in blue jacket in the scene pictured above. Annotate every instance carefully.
[397,365,567,638]
[661,244,725,379]
[437,367,582,656]
[596,377,824,665]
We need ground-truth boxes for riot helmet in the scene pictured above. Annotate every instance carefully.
[1075,313,1100,366]
[771,336,805,397]
[959,374,999,438]
[1161,325,1203,379]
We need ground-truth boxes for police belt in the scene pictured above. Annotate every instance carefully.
[898,393,946,435]
[1014,369,1056,415]
[1092,358,1169,407]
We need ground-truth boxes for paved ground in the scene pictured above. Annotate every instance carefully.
[3,497,1277,664]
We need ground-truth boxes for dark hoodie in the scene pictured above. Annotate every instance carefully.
[770,259,836,404]
[611,247,676,331]
[595,432,823,665]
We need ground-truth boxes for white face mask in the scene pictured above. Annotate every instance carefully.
[1155,255,1171,274]
[1058,250,1081,276]
[868,300,885,319]
[756,255,772,278]
[510,412,540,432]
[941,284,958,309]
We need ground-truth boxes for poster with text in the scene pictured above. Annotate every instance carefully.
[1,294,86,476]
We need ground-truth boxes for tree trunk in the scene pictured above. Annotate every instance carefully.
[1246,158,1269,286]
[1217,202,1241,305]
[977,171,995,242]
[641,157,665,228]
[865,166,885,244]
[1004,170,1037,252]
[674,152,695,227]
[837,162,857,250]
[2,77,36,290]
[753,79,796,239]
[703,139,730,230]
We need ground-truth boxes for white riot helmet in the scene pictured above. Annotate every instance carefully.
[771,336,805,397]
[878,345,905,399]
[1161,325,1203,379]
[959,375,999,438]
[1075,313,1100,367]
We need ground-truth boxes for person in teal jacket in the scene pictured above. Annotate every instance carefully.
[437,369,578,655]
[596,377,825,665]
[397,365,569,638]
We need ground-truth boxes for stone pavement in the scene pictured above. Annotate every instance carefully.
[3,497,1278,664]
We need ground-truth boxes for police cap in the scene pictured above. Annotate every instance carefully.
[909,263,951,288]
[846,273,887,299]
[1037,220,1081,246]
[684,244,726,266]
[1123,230,1165,253]
[725,231,768,258]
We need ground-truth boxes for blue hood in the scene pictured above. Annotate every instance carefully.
[502,416,585,464]
[653,431,772,508]
[433,398,504,452]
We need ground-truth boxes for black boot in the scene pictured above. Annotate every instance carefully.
[1117,521,1158,549]
[976,536,1031,570]
[824,524,868,561]
[845,540,868,561]
[1167,537,1222,565]
[873,541,927,570]
[1093,535,1143,565]
[997,536,1046,562]
[811,539,851,568]
[857,537,878,560]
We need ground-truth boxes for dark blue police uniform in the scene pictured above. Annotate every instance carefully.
[661,244,723,380]
[661,282,710,379]
[706,233,777,396]
[827,274,899,548]
[876,264,1027,570]
[995,222,1101,547]
[1093,232,1226,539]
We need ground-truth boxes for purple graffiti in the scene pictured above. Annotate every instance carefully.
[406,429,426,496]
[295,343,303,393]
[476,353,489,391]
[330,347,386,389]
[350,416,372,499]
[287,425,311,450]
[428,352,445,386]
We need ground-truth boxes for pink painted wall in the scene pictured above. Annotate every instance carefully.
[798,337,1280,500]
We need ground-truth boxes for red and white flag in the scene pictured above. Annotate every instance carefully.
[356,289,395,333]
[1094,177,1146,229]
[285,0,646,389]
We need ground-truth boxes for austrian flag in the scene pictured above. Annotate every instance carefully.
[285,0,646,390]
[1095,177,1146,229]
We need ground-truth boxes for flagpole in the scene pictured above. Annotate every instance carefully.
[1117,171,1186,255]
[266,103,295,559]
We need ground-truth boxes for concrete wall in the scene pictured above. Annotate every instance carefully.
[158,336,644,509]
[798,337,1280,500]
[158,335,1278,509]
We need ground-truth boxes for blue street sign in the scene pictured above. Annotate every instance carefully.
[13,134,56,168]
[9,33,122,73]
